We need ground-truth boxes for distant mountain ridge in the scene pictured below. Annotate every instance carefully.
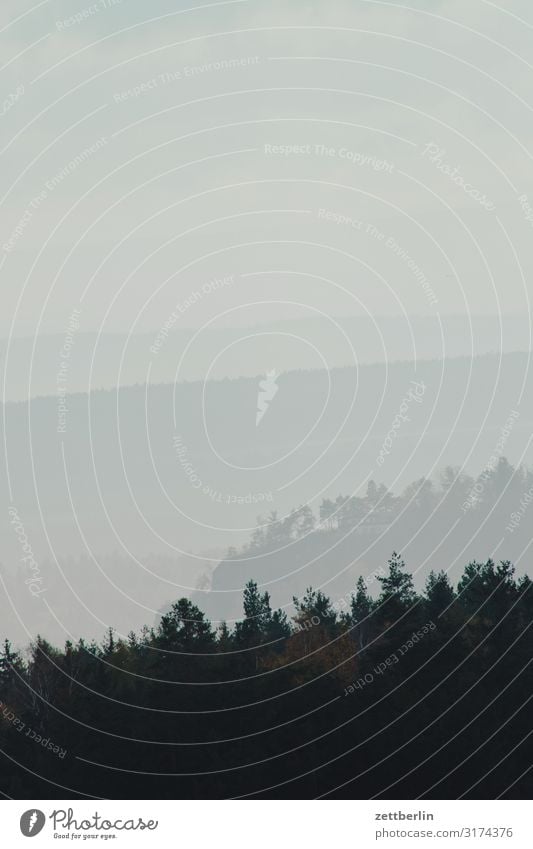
[1,313,530,402]
[1,351,532,641]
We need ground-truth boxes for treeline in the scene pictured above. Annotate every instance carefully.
[204,456,533,623]
[242,457,533,551]
[1,554,532,799]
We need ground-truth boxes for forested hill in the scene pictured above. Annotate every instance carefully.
[2,314,530,403]
[198,456,533,623]
[1,555,531,799]
[2,352,531,560]
[2,352,532,645]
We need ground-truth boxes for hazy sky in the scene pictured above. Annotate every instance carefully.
[1,0,533,342]
[2,0,533,644]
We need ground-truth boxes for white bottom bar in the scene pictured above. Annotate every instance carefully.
[1,800,531,847]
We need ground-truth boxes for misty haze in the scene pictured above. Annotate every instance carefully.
[1,0,533,804]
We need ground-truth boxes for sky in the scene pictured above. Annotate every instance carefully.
[0,0,533,344]
[2,0,533,642]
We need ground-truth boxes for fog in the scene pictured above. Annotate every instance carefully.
[2,0,533,647]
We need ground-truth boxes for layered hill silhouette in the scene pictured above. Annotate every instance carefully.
[1,352,532,643]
